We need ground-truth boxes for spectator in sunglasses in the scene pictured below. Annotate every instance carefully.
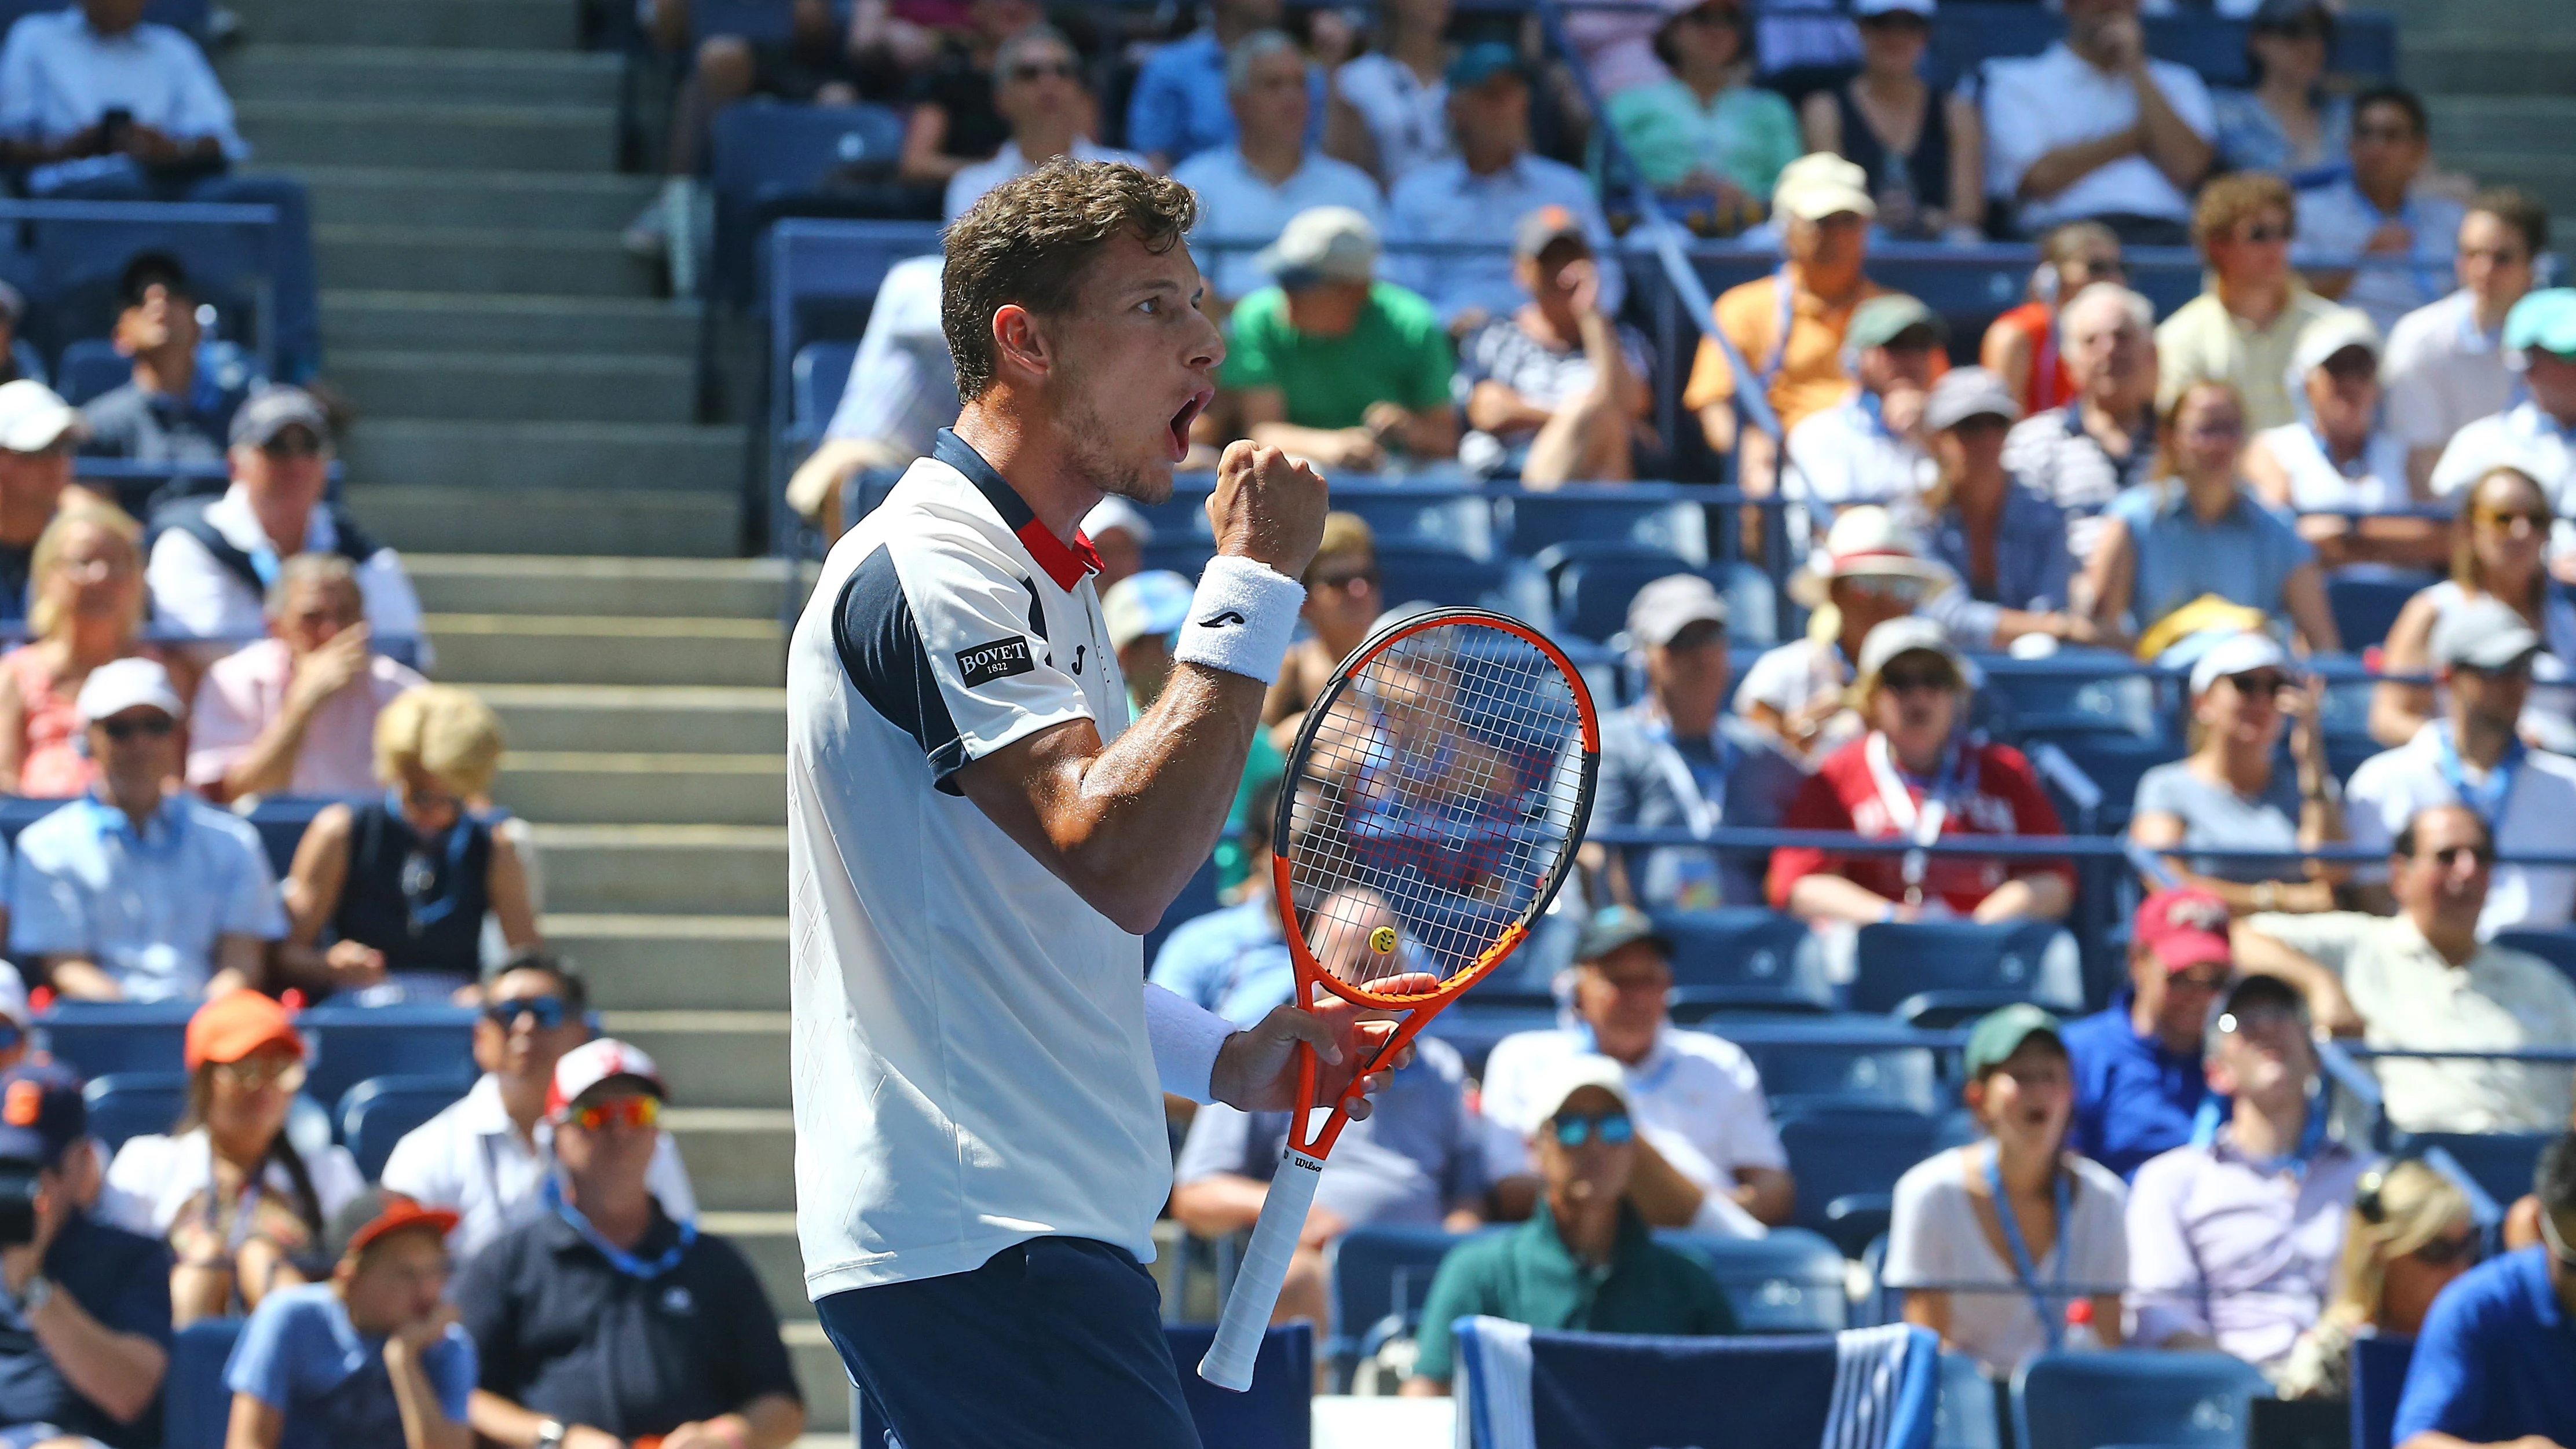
[455,1041,804,1449]
[942,27,1141,222]
[380,960,697,1260]
[2244,310,2444,571]
[2295,86,2463,337]
[2371,467,2576,751]
[2278,1159,2475,1401]
[1739,505,1953,762]
[2237,802,2576,1137]
[145,386,427,667]
[2345,598,2576,936]
[0,503,163,799]
[1982,222,2123,418]
[2157,174,2345,432]
[10,657,284,1002]
[2430,289,2576,563]
[77,253,250,469]
[1172,30,1383,307]
[1263,511,1382,747]
[1401,1055,1736,1397]
[2392,1130,2576,1449]
[100,991,365,1327]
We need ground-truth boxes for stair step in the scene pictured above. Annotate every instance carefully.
[478,683,786,753]
[352,485,738,557]
[408,554,786,618]
[334,348,691,424]
[536,827,788,917]
[221,45,621,108]
[345,419,740,493]
[298,167,657,235]
[234,0,578,52]
[541,913,786,1009]
[2368,0,2562,30]
[241,100,615,173]
[323,289,691,355]
[2439,150,2576,216]
[2405,36,2576,96]
[599,1007,789,1103]
[428,613,782,686]
[787,1326,850,1433]
[319,224,649,297]
[2423,96,2576,156]
[701,1211,813,1329]
[500,750,785,825]
[663,1108,793,1212]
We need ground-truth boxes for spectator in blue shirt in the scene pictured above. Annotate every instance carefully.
[1907,367,2098,650]
[9,657,287,1002]
[223,1188,475,1449]
[2394,1130,2576,1449]
[2295,87,2465,337]
[2062,888,2234,1180]
[1172,30,1384,304]
[1124,0,1320,171]
[0,1064,171,1449]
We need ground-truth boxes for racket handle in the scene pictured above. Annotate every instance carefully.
[1199,1146,1323,1392]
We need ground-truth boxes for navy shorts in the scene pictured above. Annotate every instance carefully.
[818,1236,1201,1449]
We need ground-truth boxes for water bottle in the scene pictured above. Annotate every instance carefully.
[2062,1297,2101,1352]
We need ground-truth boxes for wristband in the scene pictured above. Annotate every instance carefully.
[1172,555,1306,685]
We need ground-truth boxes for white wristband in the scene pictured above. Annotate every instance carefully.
[1173,555,1307,685]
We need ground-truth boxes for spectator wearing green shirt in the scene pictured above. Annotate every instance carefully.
[1603,0,1801,237]
[1400,1054,1737,1396]
[1213,205,1458,473]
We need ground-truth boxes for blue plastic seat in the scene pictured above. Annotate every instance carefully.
[297,1007,477,1118]
[40,1002,193,1080]
[1163,1322,1313,1448]
[54,337,126,405]
[245,795,341,880]
[790,338,859,436]
[1373,544,1505,610]
[1850,921,2079,1027]
[1652,909,1831,1015]
[1536,542,1702,643]
[1939,1351,2004,1449]
[338,1073,475,1180]
[1328,486,1496,560]
[1739,1027,1943,1118]
[2011,1349,2271,1449]
[1323,1223,1466,1385]
[2491,929,2576,993]
[711,101,908,303]
[164,1316,244,1449]
[1653,1225,1847,1333]
[1774,1104,1943,1258]
[83,1071,189,1152]
[2326,566,2436,656]
[2405,1131,2549,1209]
[1504,492,1707,562]
[2350,1334,2414,1449]
[2010,730,2184,831]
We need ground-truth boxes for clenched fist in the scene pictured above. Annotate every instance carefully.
[1208,440,1330,581]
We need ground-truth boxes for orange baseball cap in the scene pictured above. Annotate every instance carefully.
[323,1188,461,1263]
[184,990,306,1071]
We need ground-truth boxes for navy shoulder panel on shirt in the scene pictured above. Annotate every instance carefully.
[833,544,969,794]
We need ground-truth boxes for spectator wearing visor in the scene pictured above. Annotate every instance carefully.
[1173,30,1384,307]
[1587,575,1802,912]
[2126,972,2375,1377]
[2390,1130,2576,1449]
[0,504,160,799]
[1452,206,1655,487]
[381,959,697,1262]
[2345,595,2576,935]
[1400,1053,1739,1396]
[10,658,286,1002]
[188,553,429,804]
[100,992,366,1327]
[1905,367,2093,649]
[455,1040,804,1449]
[1888,1005,2129,1373]
[0,1064,172,1449]
[222,1189,475,1449]
[77,254,253,467]
[1783,294,1945,525]
[0,380,98,626]
[2243,309,2441,572]
[1736,505,1951,763]
[277,686,540,1005]
[2236,802,2576,1137]
[2431,290,2576,550]
[145,386,427,663]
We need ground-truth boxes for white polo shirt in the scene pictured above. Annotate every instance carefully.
[376,1073,701,1258]
[2383,290,2516,458]
[787,429,1229,1298]
[1783,387,1937,528]
[1477,1026,1788,1193]
[98,1127,366,1239]
[1982,43,2215,231]
[2343,722,2576,935]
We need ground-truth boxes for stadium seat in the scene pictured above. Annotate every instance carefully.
[1372,544,1506,611]
[1503,491,1708,564]
[1654,1225,1847,1333]
[2326,566,2436,657]
[1850,921,2081,1027]
[2405,1131,2550,1209]
[2350,1334,2414,1449]
[1329,485,1498,561]
[2009,730,2183,830]
[83,1071,188,1152]
[1324,1223,1467,1386]
[1939,1351,2004,1449]
[245,796,340,879]
[1652,909,1832,1015]
[297,1007,477,1116]
[337,1073,475,1180]
[1774,1104,1943,1257]
[2492,929,2576,991]
[1537,542,1702,643]
[54,337,126,405]
[1425,999,1558,1077]
[39,1002,195,1080]
[2011,1349,2272,1449]
[1739,1027,1944,1117]
[710,101,907,304]
[1163,1322,1313,1449]
[789,338,859,437]
[163,1316,244,1449]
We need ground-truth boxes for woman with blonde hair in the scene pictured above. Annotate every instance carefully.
[2276,1159,2477,1399]
[281,685,540,1002]
[0,503,160,795]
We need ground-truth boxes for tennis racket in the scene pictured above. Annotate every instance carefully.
[1199,608,1600,1391]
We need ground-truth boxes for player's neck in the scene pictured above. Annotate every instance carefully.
[952,404,1097,544]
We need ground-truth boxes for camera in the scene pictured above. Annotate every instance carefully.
[97,107,131,154]
[0,1159,42,1248]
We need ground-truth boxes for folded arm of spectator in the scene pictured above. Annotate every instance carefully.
[2016,125,2143,204]
[1362,398,1458,461]
[1236,387,1386,472]
[2222,917,2367,1037]
[3,1183,166,1426]
[2128,70,2213,196]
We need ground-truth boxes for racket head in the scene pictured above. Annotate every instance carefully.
[1271,608,1601,1014]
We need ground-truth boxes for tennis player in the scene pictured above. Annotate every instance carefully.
[786,158,1404,1447]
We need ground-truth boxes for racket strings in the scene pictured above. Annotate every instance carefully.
[1285,623,1588,994]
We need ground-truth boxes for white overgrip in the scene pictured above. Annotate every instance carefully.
[1198,1146,1325,1391]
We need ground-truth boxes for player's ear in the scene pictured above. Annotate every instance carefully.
[990,302,1051,385]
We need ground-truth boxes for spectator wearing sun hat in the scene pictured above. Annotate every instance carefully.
[454,1039,806,1448]
[2431,290,2576,560]
[1735,505,1954,762]
[10,657,286,1002]
[223,1188,475,1449]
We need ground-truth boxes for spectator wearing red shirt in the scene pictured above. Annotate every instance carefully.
[1768,617,2076,924]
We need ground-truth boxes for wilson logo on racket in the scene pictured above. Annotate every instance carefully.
[1196,609,1247,628]
[954,636,1035,687]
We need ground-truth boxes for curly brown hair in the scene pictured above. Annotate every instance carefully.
[941,158,1199,402]
[2191,172,2296,259]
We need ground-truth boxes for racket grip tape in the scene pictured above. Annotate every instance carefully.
[1198,1147,1324,1391]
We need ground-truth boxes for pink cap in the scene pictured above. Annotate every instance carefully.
[2132,889,2234,973]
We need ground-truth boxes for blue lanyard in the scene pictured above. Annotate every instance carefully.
[2189,1092,2331,1180]
[82,795,184,861]
[2432,723,2522,834]
[544,1177,695,1280]
[1983,1146,2073,1352]
[387,791,476,927]
[1639,710,1737,808]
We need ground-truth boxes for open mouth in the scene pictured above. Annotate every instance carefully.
[1168,390,1212,462]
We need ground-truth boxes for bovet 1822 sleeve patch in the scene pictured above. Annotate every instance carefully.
[956,636,1037,687]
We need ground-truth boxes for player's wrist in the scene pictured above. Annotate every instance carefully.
[1174,556,1306,685]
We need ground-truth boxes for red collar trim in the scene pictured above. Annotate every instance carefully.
[1017,521,1103,591]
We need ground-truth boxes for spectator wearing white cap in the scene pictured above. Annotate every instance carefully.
[1173,30,1384,306]
[783,254,957,541]
[2430,290,2576,566]
[1208,206,1456,471]
[0,504,162,799]
[1781,293,1944,528]
[1907,367,2094,649]
[2130,632,2347,915]
[1735,504,1951,762]
[9,656,286,1001]
[1798,0,1984,245]
[941,28,1144,222]
[2383,191,2547,495]
[0,380,104,627]
[2244,310,2446,573]
[1979,0,2214,244]
[145,386,427,664]
[1081,496,1151,594]
[1604,0,1799,235]
[2344,595,2576,936]
[1588,575,1804,911]
[2370,466,2576,753]
[1452,206,1654,486]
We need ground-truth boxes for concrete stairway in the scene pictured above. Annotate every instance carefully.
[2386,0,2576,219]
[219,0,745,558]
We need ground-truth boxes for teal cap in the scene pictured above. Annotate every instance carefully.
[2505,288,2576,358]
